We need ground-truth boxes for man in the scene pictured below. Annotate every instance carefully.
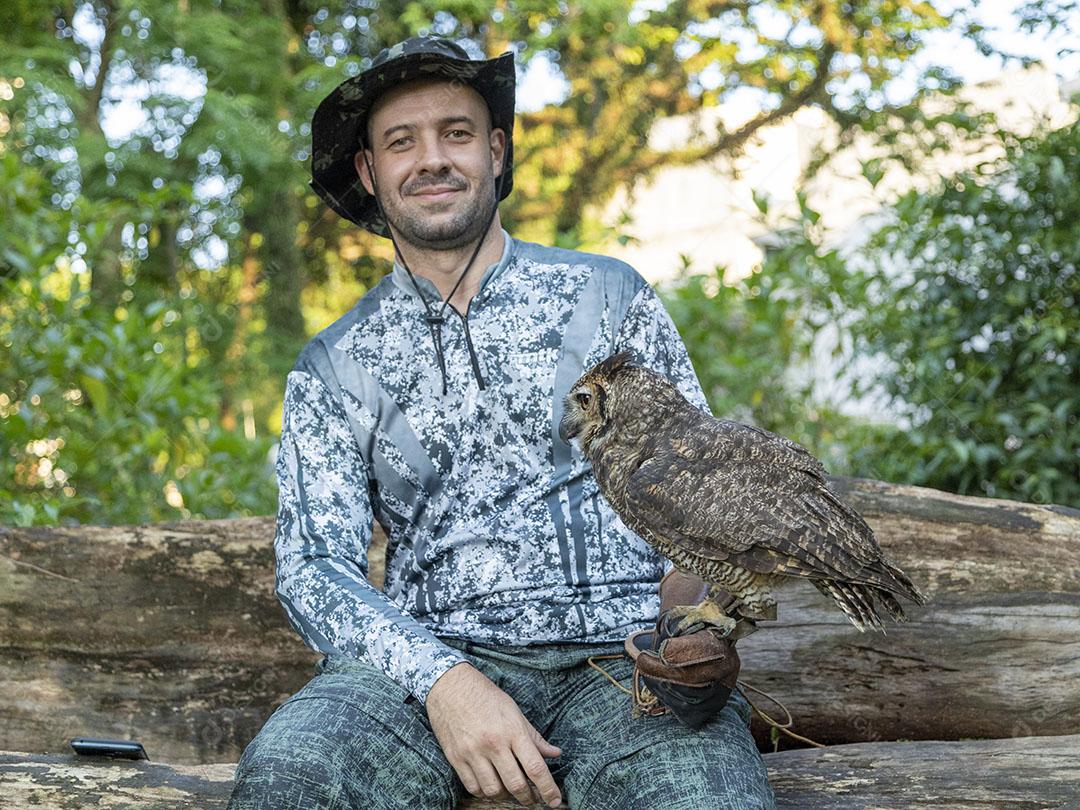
[229,36,776,810]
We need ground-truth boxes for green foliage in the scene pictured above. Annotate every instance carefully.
[662,263,812,427]
[661,242,883,476]
[2,1,1075,525]
[668,121,1080,508]
[840,122,1080,506]
[0,155,277,527]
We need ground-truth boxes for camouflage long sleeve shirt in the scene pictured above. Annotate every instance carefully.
[273,229,710,705]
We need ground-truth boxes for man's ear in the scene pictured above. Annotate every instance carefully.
[489,128,507,179]
[354,148,375,195]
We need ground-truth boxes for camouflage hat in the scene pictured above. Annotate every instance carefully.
[309,36,516,237]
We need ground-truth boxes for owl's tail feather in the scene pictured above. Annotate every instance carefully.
[875,590,908,623]
[844,582,887,633]
[816,579,888,634]
[871,558,927,606]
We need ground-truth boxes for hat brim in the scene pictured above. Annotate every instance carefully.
[310,50,516,237]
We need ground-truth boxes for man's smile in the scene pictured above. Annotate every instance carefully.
[405,174,468,203]
[411,186,462,201]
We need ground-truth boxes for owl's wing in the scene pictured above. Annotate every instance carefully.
[623,437,893,586]
[679,413,828,480]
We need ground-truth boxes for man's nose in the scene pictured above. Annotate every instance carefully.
[415,133,452,173]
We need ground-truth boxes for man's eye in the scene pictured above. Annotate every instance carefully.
[448,129,471,139]
[389,137,412,149]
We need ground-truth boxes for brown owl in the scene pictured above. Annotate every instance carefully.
[559,351,926,634]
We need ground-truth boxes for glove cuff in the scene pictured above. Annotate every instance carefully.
[625,628,740,688]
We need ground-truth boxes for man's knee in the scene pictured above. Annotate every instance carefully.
[230,717,352,809]
[576,710,775,810]
[228,661,460,810]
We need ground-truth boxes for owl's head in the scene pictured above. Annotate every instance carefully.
[558,351,638,455]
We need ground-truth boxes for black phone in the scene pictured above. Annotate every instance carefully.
[70,738,150,761]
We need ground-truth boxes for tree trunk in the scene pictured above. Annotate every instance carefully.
[76,0,125,308]
[255,181,307,371]
[0,476,1077,765]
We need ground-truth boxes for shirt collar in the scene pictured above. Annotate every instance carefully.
[390,228,514,302]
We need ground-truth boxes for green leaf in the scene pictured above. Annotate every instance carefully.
[79,373,109,418]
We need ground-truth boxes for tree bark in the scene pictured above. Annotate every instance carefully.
[765,733,1080,810]
[0,476,1077,765]
[0,751,235,809]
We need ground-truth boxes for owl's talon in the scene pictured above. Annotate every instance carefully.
[669,602,738,636]
[677,613,737,636]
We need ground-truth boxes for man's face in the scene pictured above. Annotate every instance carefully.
[355,77,506,250]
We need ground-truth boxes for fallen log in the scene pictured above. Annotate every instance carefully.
[4,734,1079,809]
[0,751,234,809]
[0,518,319,765]
[1,476,1077,764]
[767,733,1080,809]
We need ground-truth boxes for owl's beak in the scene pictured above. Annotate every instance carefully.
[559,408,581,444]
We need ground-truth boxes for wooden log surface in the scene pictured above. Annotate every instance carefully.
[1,476,1078,764]
[4,734,1079,809]
[0,517,320,765]
[765,733,1080,809]
[0,751,235,808]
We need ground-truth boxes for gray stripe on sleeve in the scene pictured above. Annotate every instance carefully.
[548,270,604,585]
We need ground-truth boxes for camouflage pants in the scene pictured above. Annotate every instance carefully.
[228,637,776,809]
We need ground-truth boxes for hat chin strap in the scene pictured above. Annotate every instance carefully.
[361,148,507,396]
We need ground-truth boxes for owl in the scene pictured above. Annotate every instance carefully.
[559,351,926,634]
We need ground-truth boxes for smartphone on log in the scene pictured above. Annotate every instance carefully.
[70,737,150,760]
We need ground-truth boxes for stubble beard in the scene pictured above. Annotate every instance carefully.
[380,171,497,252]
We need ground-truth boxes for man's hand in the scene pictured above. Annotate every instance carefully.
[425,662,562,808]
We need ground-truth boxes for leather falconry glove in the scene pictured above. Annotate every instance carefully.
[623,569,758,729]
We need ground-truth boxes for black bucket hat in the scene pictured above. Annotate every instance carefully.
[309,36,516,237]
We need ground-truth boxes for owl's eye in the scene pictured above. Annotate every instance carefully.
[575,391,592,408]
